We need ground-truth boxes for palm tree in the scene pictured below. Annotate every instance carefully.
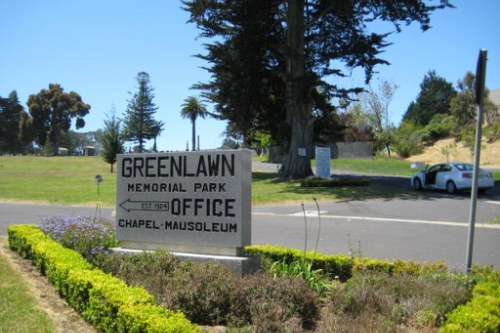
[180,96,208,151]
[151,120,164,152]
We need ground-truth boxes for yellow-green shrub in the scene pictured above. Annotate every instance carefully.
[7,224,199,333]
[440,281,500,333]
[245,244,448,281]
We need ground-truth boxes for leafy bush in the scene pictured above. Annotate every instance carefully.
[440,281,500,333]
[40,214,119,259]
[484,121,500,142]
[246,245,355,281]
[391,120,424,158]
[270,258,332,295]
[425,114,454,143]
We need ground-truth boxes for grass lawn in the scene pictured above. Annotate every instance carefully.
[0,155,413,207]
[323,157,416,176]
[0,156,116,206]
[0,251,54,333]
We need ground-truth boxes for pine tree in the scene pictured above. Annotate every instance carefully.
[100,111,124,172]
[0,91,27,153]
[403,70,457,126]
[122,72,161,152]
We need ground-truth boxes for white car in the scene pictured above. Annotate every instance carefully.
[411,162,495,194]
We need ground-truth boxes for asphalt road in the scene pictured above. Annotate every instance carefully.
[1,195,499,270]
[1,162,499,270]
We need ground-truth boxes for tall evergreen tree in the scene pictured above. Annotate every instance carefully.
[187,0,286,148]
[185,0,452,178]
[122,72,161,152]
[402,70,457,126]
[25,84,90,155]
[180,96,208,151]
[99,111,125,172]
[0,91,27,154]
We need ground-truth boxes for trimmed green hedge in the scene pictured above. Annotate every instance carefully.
[245,244,447,281]
[300,177,369,187]
[7,224,199,333]
[440,281,500,333]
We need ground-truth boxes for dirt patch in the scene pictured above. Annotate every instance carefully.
[406,138,500,168]
[0,237,98,333]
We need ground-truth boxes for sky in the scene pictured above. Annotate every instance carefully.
[1,0,499,152]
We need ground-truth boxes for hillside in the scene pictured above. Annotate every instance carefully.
[490,88,500,106]
[406,138,500,168]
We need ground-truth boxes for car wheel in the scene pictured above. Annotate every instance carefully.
[446,181,457,194]
[413,178,423,191]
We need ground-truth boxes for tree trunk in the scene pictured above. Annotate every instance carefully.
[279,0,314,179]
[192,120,196,151]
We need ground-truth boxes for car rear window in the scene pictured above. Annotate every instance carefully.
[455,164,473,171]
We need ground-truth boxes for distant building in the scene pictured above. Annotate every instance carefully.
[84,146,96,156]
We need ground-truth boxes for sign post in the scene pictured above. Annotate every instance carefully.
[465,49,487,273]
[116,149,252,257]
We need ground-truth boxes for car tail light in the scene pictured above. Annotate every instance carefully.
[462,172,473,178]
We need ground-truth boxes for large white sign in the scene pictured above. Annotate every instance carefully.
[116,150,252,256]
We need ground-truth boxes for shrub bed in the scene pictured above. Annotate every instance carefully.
[7,224,199,333]
[8,222,499,332]
[94,251,320,330]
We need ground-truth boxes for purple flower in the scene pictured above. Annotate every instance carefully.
[40,214,118,259]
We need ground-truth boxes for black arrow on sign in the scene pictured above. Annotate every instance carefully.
[119,199,169,213]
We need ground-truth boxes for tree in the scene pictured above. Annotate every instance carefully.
[0,91,29,154]
[187,0,287,149]
[122,72,161,152]
[185,0,451,178]
[402,70,456,126]
[180,96,208,151]
[99,111,125,172]
[151,121,164,152]
[361,80,398,156]
[24,84,90,155]
[450,71,498,141]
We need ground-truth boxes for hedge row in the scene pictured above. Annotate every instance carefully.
[440,281,500,333]
[300,177,369,187]
[7,224,200,333]
[244,244,448,281]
